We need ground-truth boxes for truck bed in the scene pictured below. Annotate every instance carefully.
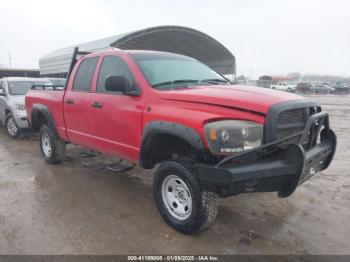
[25,89,68,141]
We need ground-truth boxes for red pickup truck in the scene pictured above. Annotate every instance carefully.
[26,48,336,234]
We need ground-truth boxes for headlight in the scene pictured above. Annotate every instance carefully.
[16,104,26,111]
[204,120,263,154]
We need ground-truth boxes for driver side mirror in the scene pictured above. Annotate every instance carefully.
[105,75,131,93]
[0,88,5,96]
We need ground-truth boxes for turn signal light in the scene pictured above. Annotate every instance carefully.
[209,128,218,140]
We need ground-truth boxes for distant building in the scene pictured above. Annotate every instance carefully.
[0,68,39,78]
[258,75,293,88]
[259,75,293,81]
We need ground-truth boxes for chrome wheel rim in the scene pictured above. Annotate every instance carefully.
[42,133,52,157]
[7,117,18,136]
[161,175,192,221]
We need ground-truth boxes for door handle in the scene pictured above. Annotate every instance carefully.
[65,98,74,104]
[91,102,103,109]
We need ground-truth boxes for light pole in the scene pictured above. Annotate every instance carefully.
[8,52,12,68]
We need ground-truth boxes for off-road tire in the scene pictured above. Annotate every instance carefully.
[5,114,21,139]
[153,160,219,234]
[39,125,66,164]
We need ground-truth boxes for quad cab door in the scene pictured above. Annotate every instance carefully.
[89,54,144,162]
[63,56,99,148]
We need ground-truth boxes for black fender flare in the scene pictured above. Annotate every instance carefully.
[4,105,13,116]
[2,107,13,125]
[5,105,13,114]
[30,104,56,132]
[139,121,205,168]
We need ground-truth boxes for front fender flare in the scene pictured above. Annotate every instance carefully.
[139,121,205,168]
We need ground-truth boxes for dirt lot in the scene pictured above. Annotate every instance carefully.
[0,94,349,255]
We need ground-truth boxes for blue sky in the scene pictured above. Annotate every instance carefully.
[0,0,349,78]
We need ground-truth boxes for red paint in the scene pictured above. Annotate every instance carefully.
[26,50,306,163]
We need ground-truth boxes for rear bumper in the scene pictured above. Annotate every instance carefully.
[195,112,337,198]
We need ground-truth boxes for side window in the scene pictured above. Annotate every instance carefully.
[72,57,98,92]
[0,81,4,96]
[96,56,135,93]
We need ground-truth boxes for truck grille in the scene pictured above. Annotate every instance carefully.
[264,101,320,144]
[276,108,307,140]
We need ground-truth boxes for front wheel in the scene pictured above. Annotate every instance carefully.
[5,114,21,138]
[153,161,218,234]
[39,125,66,164]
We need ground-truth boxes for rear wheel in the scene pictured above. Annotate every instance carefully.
[39,125,66,164]
[5,114,21,138]
[153,160,218,234]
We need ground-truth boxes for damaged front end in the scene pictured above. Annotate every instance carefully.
[195,109,337,198]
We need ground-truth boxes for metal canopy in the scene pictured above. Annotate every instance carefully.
[39,25,235,77]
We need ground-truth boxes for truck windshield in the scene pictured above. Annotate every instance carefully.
[131,53,229,90]
[8,81,51,95]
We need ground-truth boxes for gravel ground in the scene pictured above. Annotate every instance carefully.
[0,93,349,255]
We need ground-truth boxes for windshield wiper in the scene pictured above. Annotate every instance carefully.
[152,78,230,88]
[200,78,229,84]
[152,79,199,88]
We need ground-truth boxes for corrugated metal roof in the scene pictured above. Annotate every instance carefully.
[39,25,235,76]
[0,67,39,71]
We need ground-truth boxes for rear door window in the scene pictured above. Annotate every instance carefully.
[72,57,98,92]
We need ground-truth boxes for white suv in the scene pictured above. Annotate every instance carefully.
[0,77,51,138]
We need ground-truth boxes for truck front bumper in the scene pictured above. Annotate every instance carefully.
[195,112,337,198]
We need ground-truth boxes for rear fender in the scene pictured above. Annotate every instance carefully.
[30,104,56,132]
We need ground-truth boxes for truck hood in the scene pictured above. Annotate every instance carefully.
[158,85,307,114]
